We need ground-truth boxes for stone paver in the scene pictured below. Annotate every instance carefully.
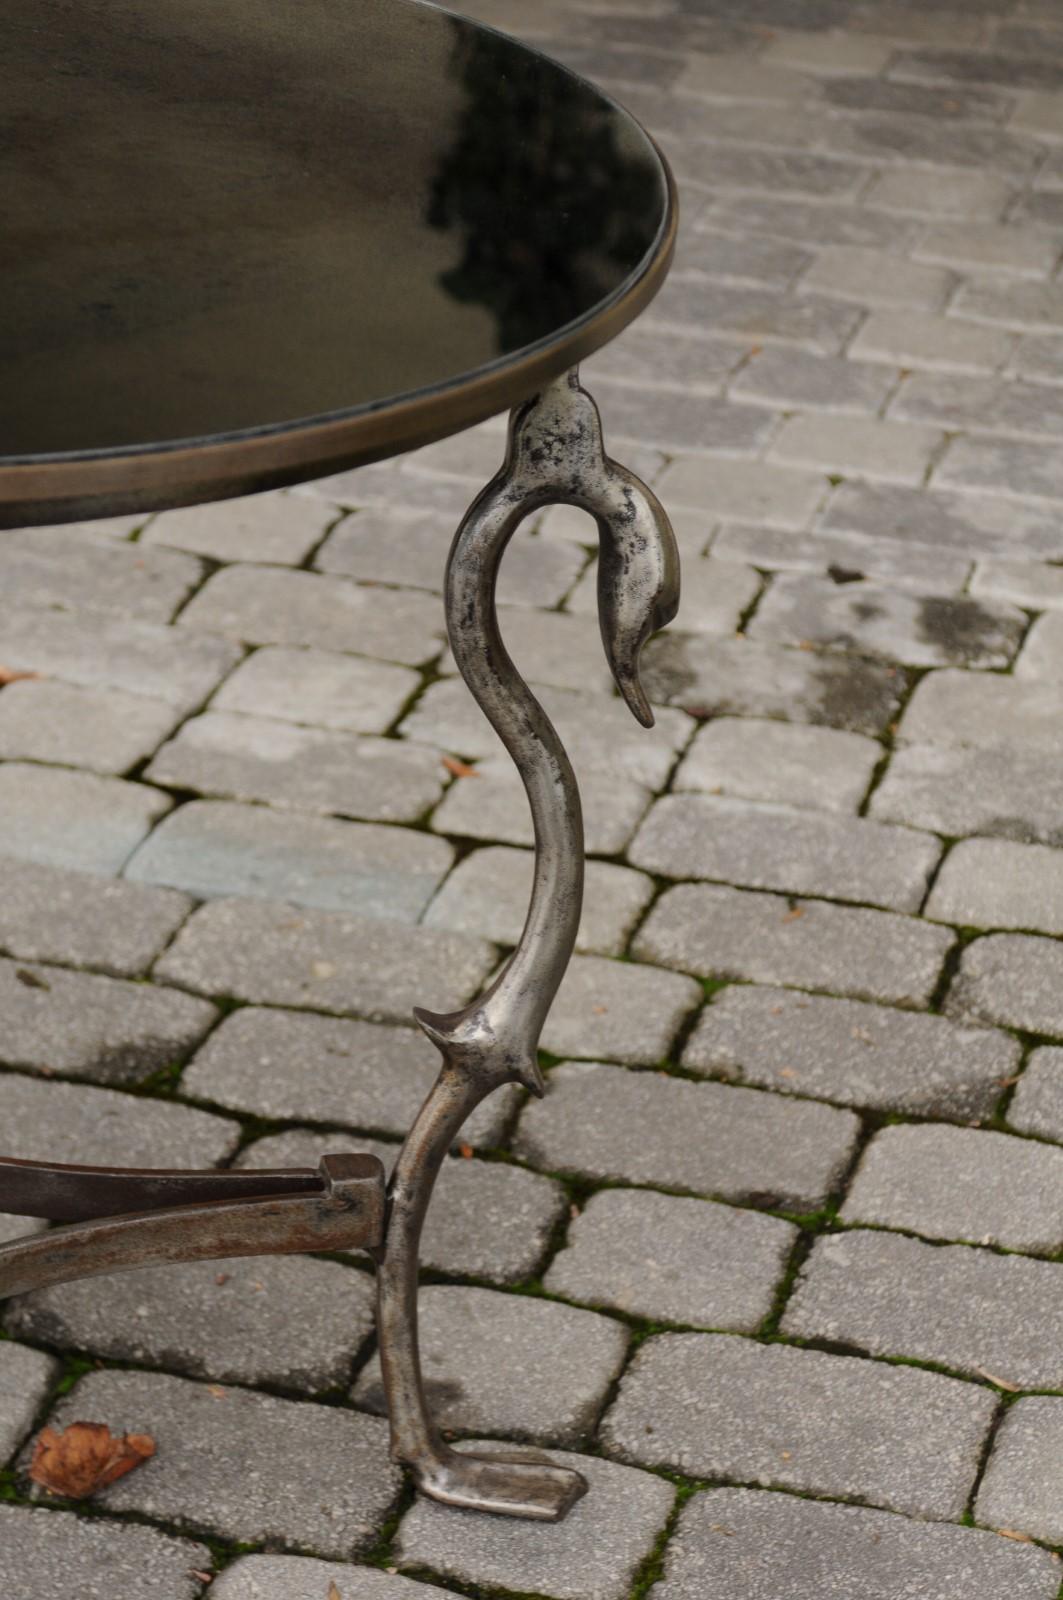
[870,741,1063,846]
[423,845,654,957]
[126,800,453,920]
[602,1333,994,1520]
[155,896,495,1025]
[213,1558,462,1600]
[629,794,940,912]
[184,1007,515,1148]
[823,480,1063,563]
[899,667,1063,751]
[0,1507,212,1600]
[0,956,217,1084]
[975,1397,1063,1547]
[749,575,1024,669]
[1,1072,238,1166]
[849,308,1015,372]
[948,933,1063,1037]
[0,527,202,623]
[241,1130,564,1281]
[641,632,906,734]
[178,564,446,666]
[1015,610,1063,679]
[396,1446,674,1600]
[654,1488,1061,1600]
[429,756,653,855]
[33,1369,402,1559]
[768,415,944,486]
[211,644,419,733]
[515,1062,859,1212]
[147,712,444,824]
[1009,1046,1063,1141]
[673,716,879,812]
[0,763,172,876]
[926,837,1063,932]
[684,986,1018,1119]
[143,491,334,565]
[539,955,701,1064]
[0,1341,58,1464]
[635,883,952,1006]
[783,1229,1063,1390]
[841,1123,1063,1252]
[6,1256,376,1393]
[544,1188,796,1331]
[0,679,179,774]
[0,858,192,976]
[353,1285,628,1445]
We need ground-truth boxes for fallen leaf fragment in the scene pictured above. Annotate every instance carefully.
[974,1367,1022,1393]
[457,1143,473,1159]
[189,1572,214,1585]
[15,968,50,990]
[781,906,804,922]
[328,1582,344,1599]
[29,1421,155,1499]
[0,666,41,687]
[998,1529,1035,1543]
[442,755,479,778]
[207,1384,227,1400]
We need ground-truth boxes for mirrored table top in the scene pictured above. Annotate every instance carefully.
[0,0,674,526]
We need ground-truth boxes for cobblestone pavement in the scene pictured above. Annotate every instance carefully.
[9,1,1063,1596]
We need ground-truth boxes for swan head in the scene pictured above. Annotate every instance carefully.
[595,479,680,728]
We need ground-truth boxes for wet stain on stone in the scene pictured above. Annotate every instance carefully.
[915,595,1020,665]
[811,655,906,736]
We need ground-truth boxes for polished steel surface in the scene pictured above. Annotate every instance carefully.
[0,0,674,524]
[376,369,679,1520]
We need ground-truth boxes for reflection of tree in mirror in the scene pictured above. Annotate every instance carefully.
[427,25,662,353]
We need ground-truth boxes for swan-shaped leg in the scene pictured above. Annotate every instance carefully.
[376,369,679,1520]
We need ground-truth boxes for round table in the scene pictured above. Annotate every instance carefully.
[0,0,679,1526]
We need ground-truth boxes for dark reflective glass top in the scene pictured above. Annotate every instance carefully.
[2,0,669,470]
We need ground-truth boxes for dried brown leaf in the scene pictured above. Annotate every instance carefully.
[974,1367,1023,1393]
[442,755,479,779]
[328,1583,344,1600]
[29,1421,155,1499]
[998,1528,1035,1543]
[0,666,41,687]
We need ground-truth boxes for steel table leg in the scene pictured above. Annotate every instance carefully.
[375,368,679,1521]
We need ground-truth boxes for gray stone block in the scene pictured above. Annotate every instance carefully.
[672,717,879,812]
[935,434,1063,501]
[783,1229,1063,1389]
[601,1332,994,1519]
[0,680,180,774]
[0,601,243,714]
[1008,1047,1063,1141]
[0,1341,58,1464]
[544,1187,796,1330]
[147,713,444,825]
[892,372,1063,441]
[729,347,895,414]
[1015,611,1063,679]
[0,858,192,977]
[750,575,1024,669]
[395,1445,674,1600]
[0,956,217,1084]
[211,645,420,734]
[155,896,495,1026]
[711,522,971,594]
[768,415,944,487]
[975,1396,1063,1547]
[0,1506,212,1600]
[916,222,1057,279]
[640,633,905,735]
[899,668,1063,752]
[184,1007,515,1149]
[656,456,826,528]
[213,1557,461,1600]
[870,741,1063,846]
[429,756,652,856]
[629,794,940,912]
[635,882,951,1006]
[954,276,1063,331]
[0,527,202,623]
[822,480,1063,562]
[948,933,1063,1038]
[241,1130,565,1280]
[863,168,1013,219]
[539,954,701,1064]
[0,763,172,877]
[0,1215,46,1245]
[584,325,742,395]
[442,605,617,696]
[2,1073,239,1166]
[654,1487,1061,1600]
[353,1285,628,1445]
[178,565,446,666]
[842,1123,1063,1251]
[684,985,1017,1119]
[849,309,1015,372]
[703,194,913,250]
[926,837,1063,933]
[581,380,774,455]
[6,1255,376,1394]
[126,800,453,921]
[423,845,654,957]
[515,1061,860,1212]
[674,227,812,288]
[800,246,954,309]
[401,677,690,788]
[650,278,862,353]
[33,1369,401,1559]
[144,490,334,565]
